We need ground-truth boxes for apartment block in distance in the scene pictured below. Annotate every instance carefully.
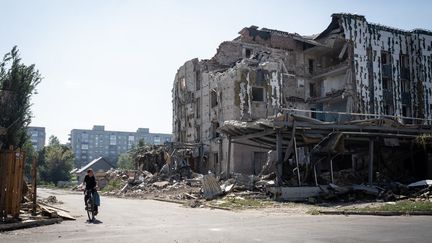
[70,125,172,167]
[27,126,46,151]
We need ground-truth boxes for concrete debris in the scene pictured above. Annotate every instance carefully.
[202,174,223,200]
[408,180,432,188]
[153,181,170,189]
[40,195,61,204]
[18,195,75,222]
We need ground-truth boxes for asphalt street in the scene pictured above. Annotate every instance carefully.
[1,188,432,243]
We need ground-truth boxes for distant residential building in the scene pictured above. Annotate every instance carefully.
[69,125,172,167]
[27,126,46,151]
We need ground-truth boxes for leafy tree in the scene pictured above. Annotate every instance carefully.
[117,152,134,170]
[39,136,74,183]
[138,139,146,147]
[22,140,37,178]
[0,46,41,149]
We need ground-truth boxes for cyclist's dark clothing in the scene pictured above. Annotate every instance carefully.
[84,175,96,190]
[83,175,98,212]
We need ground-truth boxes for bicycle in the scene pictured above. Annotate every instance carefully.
[85,189,96,222]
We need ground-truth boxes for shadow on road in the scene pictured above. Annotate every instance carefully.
[86,219,103,224]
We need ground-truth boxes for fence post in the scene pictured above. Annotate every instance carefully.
[32,157,37,215]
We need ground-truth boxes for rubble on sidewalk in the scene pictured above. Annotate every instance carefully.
[97,142,432,209]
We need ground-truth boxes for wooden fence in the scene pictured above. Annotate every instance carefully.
[0,147,25,220]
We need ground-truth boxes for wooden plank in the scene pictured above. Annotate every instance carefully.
[12,149,20,218]
[12,150,19,218]
[14,150,24,218]
[6,148,14,216]
[0,151,5,219]
[38,203,75,220]
[37,202,70,213]
[32,158,37,215]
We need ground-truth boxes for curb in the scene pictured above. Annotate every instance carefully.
[152,198,185,205]
[152,198,233,211]
[0,218,63,231]
[318,210,432,216]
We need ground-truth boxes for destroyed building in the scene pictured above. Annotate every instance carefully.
[172,13,432,178]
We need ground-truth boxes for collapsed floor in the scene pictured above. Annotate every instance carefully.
[101,111,431,208]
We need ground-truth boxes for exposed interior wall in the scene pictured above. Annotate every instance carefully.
[336,14,432,119]
[173,17,432,175]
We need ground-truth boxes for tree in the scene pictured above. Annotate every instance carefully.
[39,136,74,183]
[0,46,41,149]
[22,140,37,178]
[137,139,146,147]
[117,152,134,170]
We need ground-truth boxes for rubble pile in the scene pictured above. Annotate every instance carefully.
[101,167,203,201]
[100,164,279,206]
[18,183,75,222]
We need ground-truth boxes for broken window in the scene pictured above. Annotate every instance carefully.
[381,51,392,77]
[211,122,220,138]
[402,105,410,117]
[401,54,409,68]
[382,77,392,90]
[195,72,201,91]
[381,51,391,65]
[255,69,265,86]
[310,108,317,119]
[211,89,218,107]
[401,79,410,93]
[195,125,201,142]
[245,48,252,58]
[400,54,410,80]
[213,153,219,172]
[309,83,317,98]
[196,97,201,118]
[308,59,314,74]
[384,104,393,115]
[252,87,264,102]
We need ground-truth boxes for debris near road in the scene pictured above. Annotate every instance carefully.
[100,143,432,210]
[100,165,278,209]
[39,195,63,205]
[202,174,223,200]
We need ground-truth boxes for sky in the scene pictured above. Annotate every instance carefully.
[1,0,431,143]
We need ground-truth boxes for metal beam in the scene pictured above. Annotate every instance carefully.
[227,138,232,178]
[368,139,374,185]
[276,130,283,186]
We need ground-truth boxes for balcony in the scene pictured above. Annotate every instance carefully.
[383,90,393,103]
[401,67,410,80]
[401,92,411,105]
[382,64,392,78]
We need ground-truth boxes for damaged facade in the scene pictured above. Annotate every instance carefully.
[172,13,432,177]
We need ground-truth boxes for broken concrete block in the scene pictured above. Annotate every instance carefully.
[202,174,223,200]
[267,186,322,201]
[153,181,170,189]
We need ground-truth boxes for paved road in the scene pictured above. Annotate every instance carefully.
[1,188,432,243]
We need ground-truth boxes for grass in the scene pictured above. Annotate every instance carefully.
[101,179,125,192]
[307,209,320,215]
[359,200,432,213]
[210,197,274,209]
[38,181,56,189]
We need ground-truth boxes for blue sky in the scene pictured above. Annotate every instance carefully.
[1,0,431,143]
